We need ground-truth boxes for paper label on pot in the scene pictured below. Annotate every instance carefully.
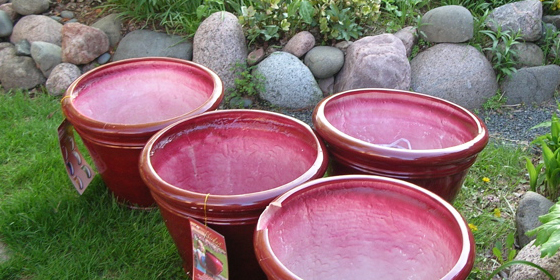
[190,218,229,280]
[57,119,96,195]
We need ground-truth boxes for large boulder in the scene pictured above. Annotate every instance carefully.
[515,191,555,248]
[11,0,49,16]
[30,41,62,78]
[10,15,62,45]
[61,23,109,65]
[112,30,192,61]
[45,63,82,96]
[486,0,543,42]
[91,13,122,48]
[334,34,410,92]
[410,43,498,109]
[501,65,560,105]
[0,52,46,90]
[509,240,560,280]
[255,51,323,109]
[304,46,344,79]
[193,11,247,91]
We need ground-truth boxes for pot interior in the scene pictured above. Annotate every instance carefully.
[150,114,320,195]
[323,92,481,150]
[72,60,216,125]
[262,179,465,280]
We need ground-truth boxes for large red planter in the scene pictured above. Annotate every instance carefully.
[254,175,475,280]
[312,88,489,202]
[61,57,223,208]
[139,109,329,280]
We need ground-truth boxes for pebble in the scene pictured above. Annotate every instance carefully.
[50,16,62,23]
[96,52,111,64]
[14,39,30,56]
[60,11,74,19]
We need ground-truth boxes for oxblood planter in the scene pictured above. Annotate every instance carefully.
[312,88,489,202]
[254,175,475,280]
[139,110,328,280]
[61,57,223,208]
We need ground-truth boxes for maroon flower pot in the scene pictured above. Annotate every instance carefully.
[254,175,475,280]
[139,110,329,280]
[61,57,223,208]
[312,88,489,202]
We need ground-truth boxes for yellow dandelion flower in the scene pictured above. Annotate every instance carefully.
[468,223,478,231]
[482,177,490,183]
[493,208,501,218]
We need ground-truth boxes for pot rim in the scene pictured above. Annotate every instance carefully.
[61,57,224,135]
[254,174,475,280]
[312,88,489,159]
[139,109,329,209]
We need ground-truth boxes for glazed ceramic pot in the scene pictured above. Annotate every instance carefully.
[254,175,475,280]
[61,57,223,208]
[139,109,329,280]
[312,88,489,202]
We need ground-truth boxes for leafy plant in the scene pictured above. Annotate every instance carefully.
[381,0,428,33]
[480,24,523,83]
[527,201,560,258]
[481,90,506,111]
[226,63,265,108]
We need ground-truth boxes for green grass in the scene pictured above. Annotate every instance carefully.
[0,89,534,279]
[0,91,187,279]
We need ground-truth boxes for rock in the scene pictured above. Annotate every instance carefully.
[539,22,557,45]
[10,15,63,46]
[113,30,192,61]
[334,34,410,92]
[283,31,315,58]
[0,240,9,263]
[0,10,12,37]
[11,0,50,16]
[486,0,543,42]
[0,54,46,90]
[512,42,544,68]
[97,52,111,65]
[335,40,352,54]
[318,76,334,95]
[304,46,344,79]
[419,5,474,43]
[45,63,81,96]
[255,51,323,109]
[61,22,109,65]
[394,26,418,57]
[509,240,560,280]
[60,11,74,19]
[0,4,18,22]
[410,43,498,109]
[14,39,30,56]
[0,42,14,67]
[30,41,62,78]
[193,11,247,91]
[247,48,265,66]
[515,191,555,248]
[0,0,8,5]
[91,13,122,48]
[543,15,560,29]
[501,65,560,105]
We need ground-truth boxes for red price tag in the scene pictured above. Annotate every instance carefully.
[190,218,229,280]
[57,119,96,194]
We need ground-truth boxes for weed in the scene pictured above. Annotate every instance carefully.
[226,63,265,108]
[480,23,523,83]
[482,90,507,111]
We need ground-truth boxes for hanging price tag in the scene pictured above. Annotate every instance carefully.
[57,119,96,194]
[190,218,229,280]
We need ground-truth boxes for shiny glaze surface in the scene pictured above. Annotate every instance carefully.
[254,175,475,280]
[61,57,223,207]
[139,110,328,279]
[312,88,489,202]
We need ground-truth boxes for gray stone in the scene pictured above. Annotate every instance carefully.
[255,51,323,109]
[543,14,560,29]
[0,240,10,263]
[515,191,555,248]
[394,26,418,57]
[114,29,193,61]
[97,52,111,64]
[91,13,122,48]
[486,0,543,42]
[304,46,344,79]
[512,42,544,68]
[334,34,410,92]
[0,42,14,68]
[420,5,473,43]
[60,11,74,19]
[247,48,265,66]
[0,53,46,90]
[50,16,63,23]
[501,65,560,105]
[539,22,558,45]
[14,39,30,56]
[10,15,63,46]
[193,11,247,91]
[410,43,498,110]
[318,76,334,95]
[335,40,352,54]
[0,3,18,22]
[509,240,560,280]
[283,31,315,58]
[0,10,12,37]
[30,41,62,78]
[45,63,81,96]
[62,23,109,65]
[12,0,50,16]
